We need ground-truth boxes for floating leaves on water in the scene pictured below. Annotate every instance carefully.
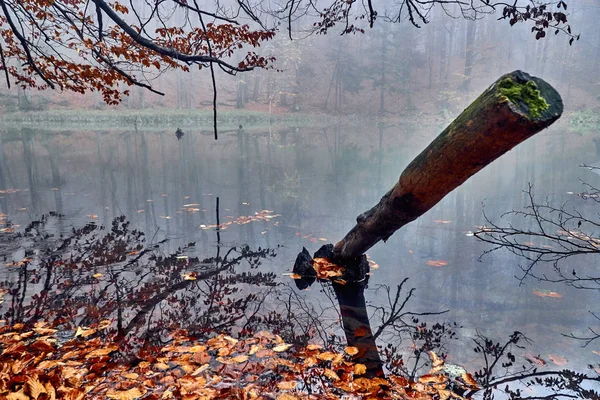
[200,210,280,231]
[294,231,327,243]
[87,214,98,219]
[182,272,197,281]
[282,273,302,280]
[532,288,562,298]
[524,353,547,366]
[368,260,379,269]
[426,260,448,267]
[548,354,568,366]
[92,273,104,278]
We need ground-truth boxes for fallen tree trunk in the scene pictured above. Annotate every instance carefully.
[334,70,563,260]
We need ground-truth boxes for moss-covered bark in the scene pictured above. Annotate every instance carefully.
[334,70,563,260]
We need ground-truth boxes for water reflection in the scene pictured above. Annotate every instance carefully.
[1,214,598,398]
[0,123,599,384]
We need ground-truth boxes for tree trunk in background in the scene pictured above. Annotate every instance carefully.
[438,22,448,90]
[333,70,563,260]
[379,26,387,115]
[461,20,476,91]
[427,24,435,90]
[252,75,260,101]
[444,18,455,86]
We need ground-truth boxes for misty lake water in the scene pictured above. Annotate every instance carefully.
[1,119,599,384]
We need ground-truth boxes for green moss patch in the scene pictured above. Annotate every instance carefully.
[497,78,549,118]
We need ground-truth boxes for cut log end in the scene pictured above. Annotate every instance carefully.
[495,70,563,123]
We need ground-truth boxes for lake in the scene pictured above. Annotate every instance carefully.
[1,118,599,389]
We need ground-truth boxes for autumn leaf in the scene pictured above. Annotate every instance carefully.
[277,381,297,390]
[276,394,300,400]
[306,344,322,351]
[248,345,261,355]
[32,327,57,335]
[532,289,562,298]
[548,354,568,366]
[154,362,170,370]
[98,320,112,330]
[524,354,547,366]
[6,391,29,400]
[25,376,47,400]
[191,364,209,376]
[30,340,55,353]
[272,344,292,352]
[107,387,146,400]
[230,355,249,363]
[317,352,337,361]
[418,374,446,384]
[426,260,448,267]
[344,346,359,356]
[255,349,275,358]
[282,273,302,280]
[75,326,97,338]
[429,351,444,367]
[182,272,197,280]
[86,345,117,358]
[323,368,340,381]
[461,373,479,388]
[353,364,367,375]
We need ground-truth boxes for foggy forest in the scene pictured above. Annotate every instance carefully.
[0,0,600,398]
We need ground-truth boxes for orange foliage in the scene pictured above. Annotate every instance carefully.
[0,322,476,399]
[0,0,275,104]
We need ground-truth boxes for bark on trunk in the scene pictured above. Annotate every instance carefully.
[334,70,563,260]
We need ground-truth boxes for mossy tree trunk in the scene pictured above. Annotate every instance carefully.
[334,70,563,260]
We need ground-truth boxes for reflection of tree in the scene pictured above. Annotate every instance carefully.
[475,179,600,348]
[2,213,599,398]
[0,215,283,355]
[293,246,600,399]
[476,183,600,288]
